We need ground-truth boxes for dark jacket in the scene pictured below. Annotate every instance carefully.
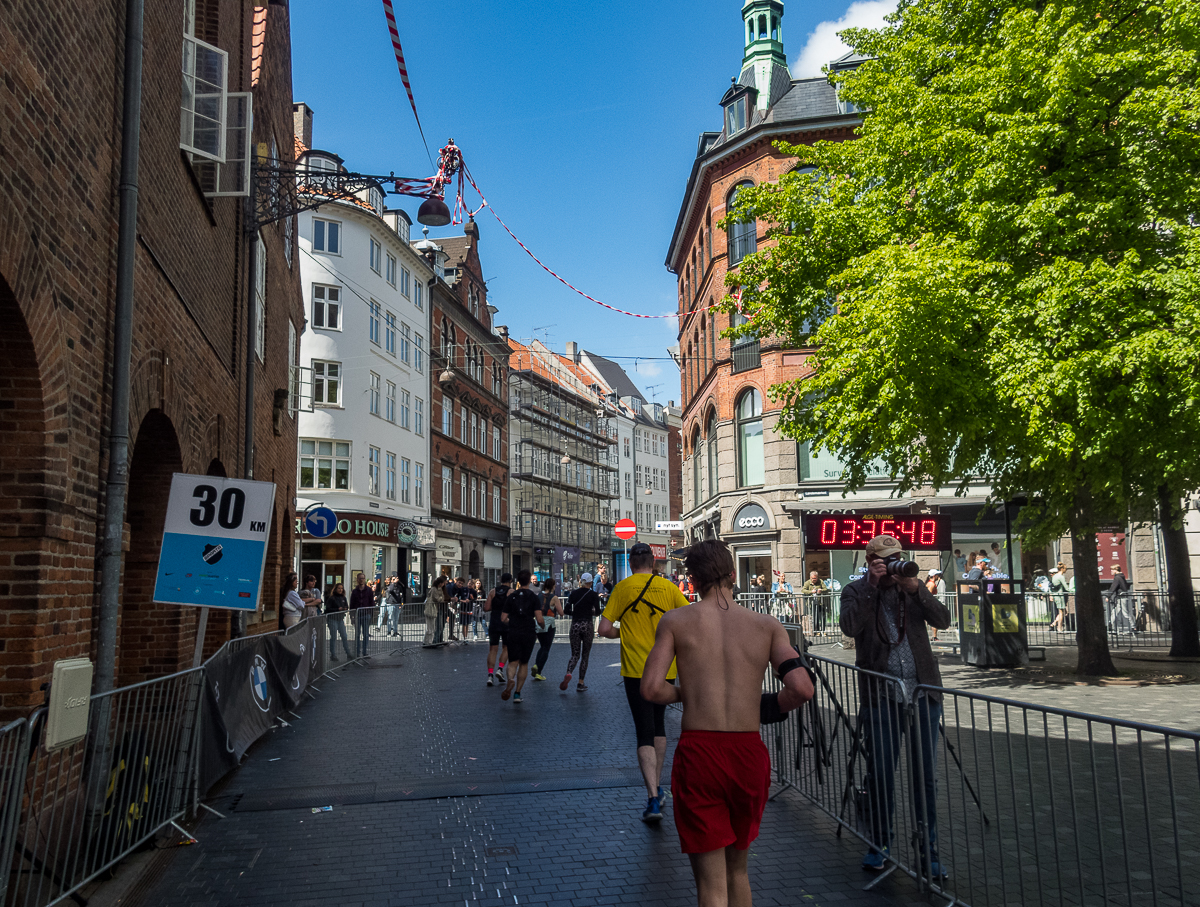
[350,584,375,612]
[1106,571,1130,601]
[326,592,349,614]
[385,582,405,605]
[840,576,952,703]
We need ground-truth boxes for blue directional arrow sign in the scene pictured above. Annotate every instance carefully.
[304,507,338,539]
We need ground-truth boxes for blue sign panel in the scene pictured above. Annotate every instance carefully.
[153,474,277,611]
[304,507,338,539]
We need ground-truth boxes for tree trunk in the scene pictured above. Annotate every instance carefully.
[1158,485,1200,658]
[1071,489,1117,676]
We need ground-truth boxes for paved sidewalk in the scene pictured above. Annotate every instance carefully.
[134,639,935,907]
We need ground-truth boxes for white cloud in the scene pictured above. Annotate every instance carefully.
[791,0,896,79]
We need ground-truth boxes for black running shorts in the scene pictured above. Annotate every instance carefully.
[624,676,668,748]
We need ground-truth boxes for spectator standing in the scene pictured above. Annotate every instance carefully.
[385,577,404,637]
[800,570,829,633]
[925,569,945,640]
[299,575,322,620]
[325,582,352,661]
[456,578,476,642]
[593,565,610,599]
[280,572,304,629]
[561,573,602,692]
[841,535,951,878]
[422,576,448,647]
[598,542,691,823]
[350,573,375,657]
[678,574,695,598]
[1050,564,1071,631]
[1107,566,1133,632]
[771,571,795,621]
[531,578,563,681]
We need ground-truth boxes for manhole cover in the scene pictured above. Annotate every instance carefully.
[486,845,518,857]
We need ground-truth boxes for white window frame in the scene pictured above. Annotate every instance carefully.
[311,284,341,331]
[386,381,396,423]
[401,458,411,503]
[493,485,500,523]
[414,397,424,436]
[400,389,411,429]
[313,217,341,254]
[384,311,397,356]
[441,398,452,435]
[415,334,424,373]
[386,253,397,287]
[414,281,423,310]
[401,266,410,297]
[287,320,298,417]
[442,466,452,510]
[492,426,501,460]
[312,359,342,406]
[460,473,468,516]
[386,452,396,500]
[299,439,351,490]
[254,235,266,362]
[180,34,228,162]
[470,476,478,518]
[369,372,381,416]
[195,92,253,197]
[370,237,382,274]
[369,300,381,345]
[459,405,467,442]
[368,447,381,496]
[400,322,411,364]
[415,463,424,507]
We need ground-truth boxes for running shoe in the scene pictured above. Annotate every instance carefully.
[487,673,494,686]
[576,683,588,692]
[641,797,662,824]
[495,666,506,683]
[657,785,668,803]
[513,691,522,703]
[533,673,547,682]
[559,673,572,691]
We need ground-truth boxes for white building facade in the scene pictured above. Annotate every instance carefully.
[294,138,435,599]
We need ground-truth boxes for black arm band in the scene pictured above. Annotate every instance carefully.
[776,656,808,681]
[760,692,788,725]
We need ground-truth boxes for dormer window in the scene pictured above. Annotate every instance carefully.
[726,96,747,136]
[304,153,339,191]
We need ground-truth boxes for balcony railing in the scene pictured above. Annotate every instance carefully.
[731,339,760,373]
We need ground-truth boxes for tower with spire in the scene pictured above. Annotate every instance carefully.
[739,0,789,113]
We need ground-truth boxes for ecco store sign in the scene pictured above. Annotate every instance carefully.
[731,503,770,532]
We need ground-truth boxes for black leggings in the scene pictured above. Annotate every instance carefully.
[533,626,556,671]
[624,677,667,748]
[565,620,593,680]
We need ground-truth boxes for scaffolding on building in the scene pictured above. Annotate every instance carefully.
[508,341,620,573]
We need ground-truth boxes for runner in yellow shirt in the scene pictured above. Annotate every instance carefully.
[598,542,691,823]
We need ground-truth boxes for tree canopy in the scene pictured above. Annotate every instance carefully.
[725,0,1200,671]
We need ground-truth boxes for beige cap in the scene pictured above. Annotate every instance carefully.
[865,535,903,559]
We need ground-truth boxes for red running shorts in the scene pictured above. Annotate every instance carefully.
[670,730,771,854]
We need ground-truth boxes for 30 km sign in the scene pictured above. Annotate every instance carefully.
[614,518,637,541]
[153,474,277,611]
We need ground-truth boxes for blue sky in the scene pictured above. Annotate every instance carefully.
[291,0,892,401]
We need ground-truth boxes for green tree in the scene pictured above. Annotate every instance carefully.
[726,0,1200,672]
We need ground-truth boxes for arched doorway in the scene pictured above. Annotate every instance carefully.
[205,458,227,478]
[119,410,184,685]
[0,276,49,715]
[468,548,480,580]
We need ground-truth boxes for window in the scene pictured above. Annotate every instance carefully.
[386,253,396,287]
[470,412,478,450]
[441,466,452,510]
[636,464,643,487]
[287,320,298,416]
[492,364,501,395]
[625,472,632,499]
[313,218,340,254]
[254,235,266,361]
[384,311,396,356]
[728,183,757,265]
[493,484,501,522]
[180,33,228,161]
[706,412,718,499]
[385,381,396,422]
[692,432,702,508]
[369,300,381,345]
[415,281,423,310]
[459,405,467,441]
[284,214,293,266]
[725,96,747,136]
[624,437,630,458]
[460,473,468,515]
[470,476,478,518]
[401,266,410,297]
[414,397,424,435]
[369,372,381,416]
[415,463,424,507]
[637,502,644,530]
[370,237,382,274]
[736,389,764,487]
[312,360,341,406]
[368,447,380,495]
[400,323,411,363]
[652,436,659,456]
[385,452,396,500]
[312,285,341,330]
[480,417,488,453]
[468,283,480,317]
[415,334,424,373]
[401,458,411,503]
[299,439,350,490]
[493,425,501,459]
[400,389,411,429]
[481,481,489,521]
[442,398,452,435]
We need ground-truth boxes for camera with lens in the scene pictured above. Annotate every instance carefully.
[884,555,920,578]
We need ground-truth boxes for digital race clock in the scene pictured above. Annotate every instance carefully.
[802,513,952,551]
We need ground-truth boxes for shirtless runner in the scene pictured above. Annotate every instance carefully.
[642,540,814,907]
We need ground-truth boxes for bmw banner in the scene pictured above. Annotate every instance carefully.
[153,474,277,610]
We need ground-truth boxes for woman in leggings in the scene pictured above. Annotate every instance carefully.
[531,578,563,681]
[560,573,602,692]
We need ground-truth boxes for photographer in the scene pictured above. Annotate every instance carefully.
[840,535,951,879]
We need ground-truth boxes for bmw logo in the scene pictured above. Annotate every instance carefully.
[250,654,271,712]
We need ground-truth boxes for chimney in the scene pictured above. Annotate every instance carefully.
[464,216,479,242]
[496,325,509,340]
[565,341,580,363]
[293,102,313,149]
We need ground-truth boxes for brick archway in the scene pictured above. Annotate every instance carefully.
[118,409,186,685]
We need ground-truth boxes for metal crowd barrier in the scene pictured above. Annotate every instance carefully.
[763,653,1200,906]
[0,604,418,907]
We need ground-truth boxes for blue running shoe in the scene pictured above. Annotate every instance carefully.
[512,691,522,703]
[641,797,662,823]
[657,785,668,803]
[862,847,889,871]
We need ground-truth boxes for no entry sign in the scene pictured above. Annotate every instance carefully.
[614,518,637,541]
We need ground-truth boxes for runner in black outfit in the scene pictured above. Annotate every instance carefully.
[531,578,563,682]
[485,574,512,686]
[561,572,602,692]
[500,570,544,704]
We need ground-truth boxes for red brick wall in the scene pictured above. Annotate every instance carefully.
[0,0,302,715]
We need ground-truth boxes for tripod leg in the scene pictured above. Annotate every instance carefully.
[940,721,989,825]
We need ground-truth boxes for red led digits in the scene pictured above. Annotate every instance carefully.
[841,518,857,545]
[806,514,949,549]
[919,520,936,546]
[820,519,838,546]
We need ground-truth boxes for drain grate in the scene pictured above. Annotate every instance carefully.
[486,845,518,857]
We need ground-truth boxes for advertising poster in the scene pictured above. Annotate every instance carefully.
[154,474,277,610]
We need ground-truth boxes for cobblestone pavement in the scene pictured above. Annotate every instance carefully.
[137,637,939,907]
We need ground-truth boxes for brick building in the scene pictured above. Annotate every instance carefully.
[0,0,302,712]
[418,220,510,587]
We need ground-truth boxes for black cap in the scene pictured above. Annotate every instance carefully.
[629,542,653,556]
